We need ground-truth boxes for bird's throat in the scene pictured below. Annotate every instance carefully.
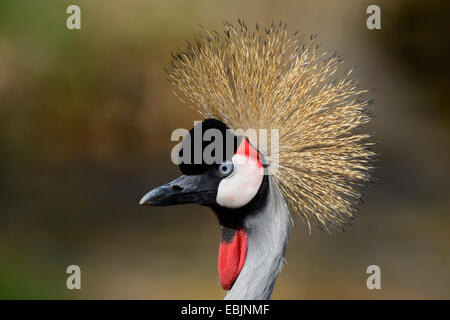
[218,227,247,290]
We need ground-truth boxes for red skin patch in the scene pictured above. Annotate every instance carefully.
[218,229,248,290]
[235,139,263,168]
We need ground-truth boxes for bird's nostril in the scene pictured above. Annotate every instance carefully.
[172,185,183,191]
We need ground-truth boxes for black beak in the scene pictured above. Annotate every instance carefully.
[139,174,214,206]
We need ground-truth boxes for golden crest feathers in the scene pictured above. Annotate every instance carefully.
[166,20,376,231]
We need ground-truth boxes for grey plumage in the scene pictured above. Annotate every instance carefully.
[225,178,290,299]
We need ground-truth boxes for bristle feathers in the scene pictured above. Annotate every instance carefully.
[166,21,376,231]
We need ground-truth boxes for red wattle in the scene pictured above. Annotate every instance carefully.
[218,229,247,290]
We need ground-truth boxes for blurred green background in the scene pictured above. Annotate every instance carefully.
[0,0,449,299]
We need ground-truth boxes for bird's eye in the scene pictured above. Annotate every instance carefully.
[217,162,234,178]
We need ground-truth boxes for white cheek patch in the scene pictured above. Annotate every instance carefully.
[216,154,264,209]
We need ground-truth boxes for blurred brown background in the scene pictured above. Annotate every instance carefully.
[0,0,449,299]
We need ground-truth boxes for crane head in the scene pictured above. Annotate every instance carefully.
[139,118,265,210]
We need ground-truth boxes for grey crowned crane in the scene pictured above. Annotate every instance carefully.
[139,21,375,300]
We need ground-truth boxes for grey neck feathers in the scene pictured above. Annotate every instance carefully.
[225,178,290,300]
